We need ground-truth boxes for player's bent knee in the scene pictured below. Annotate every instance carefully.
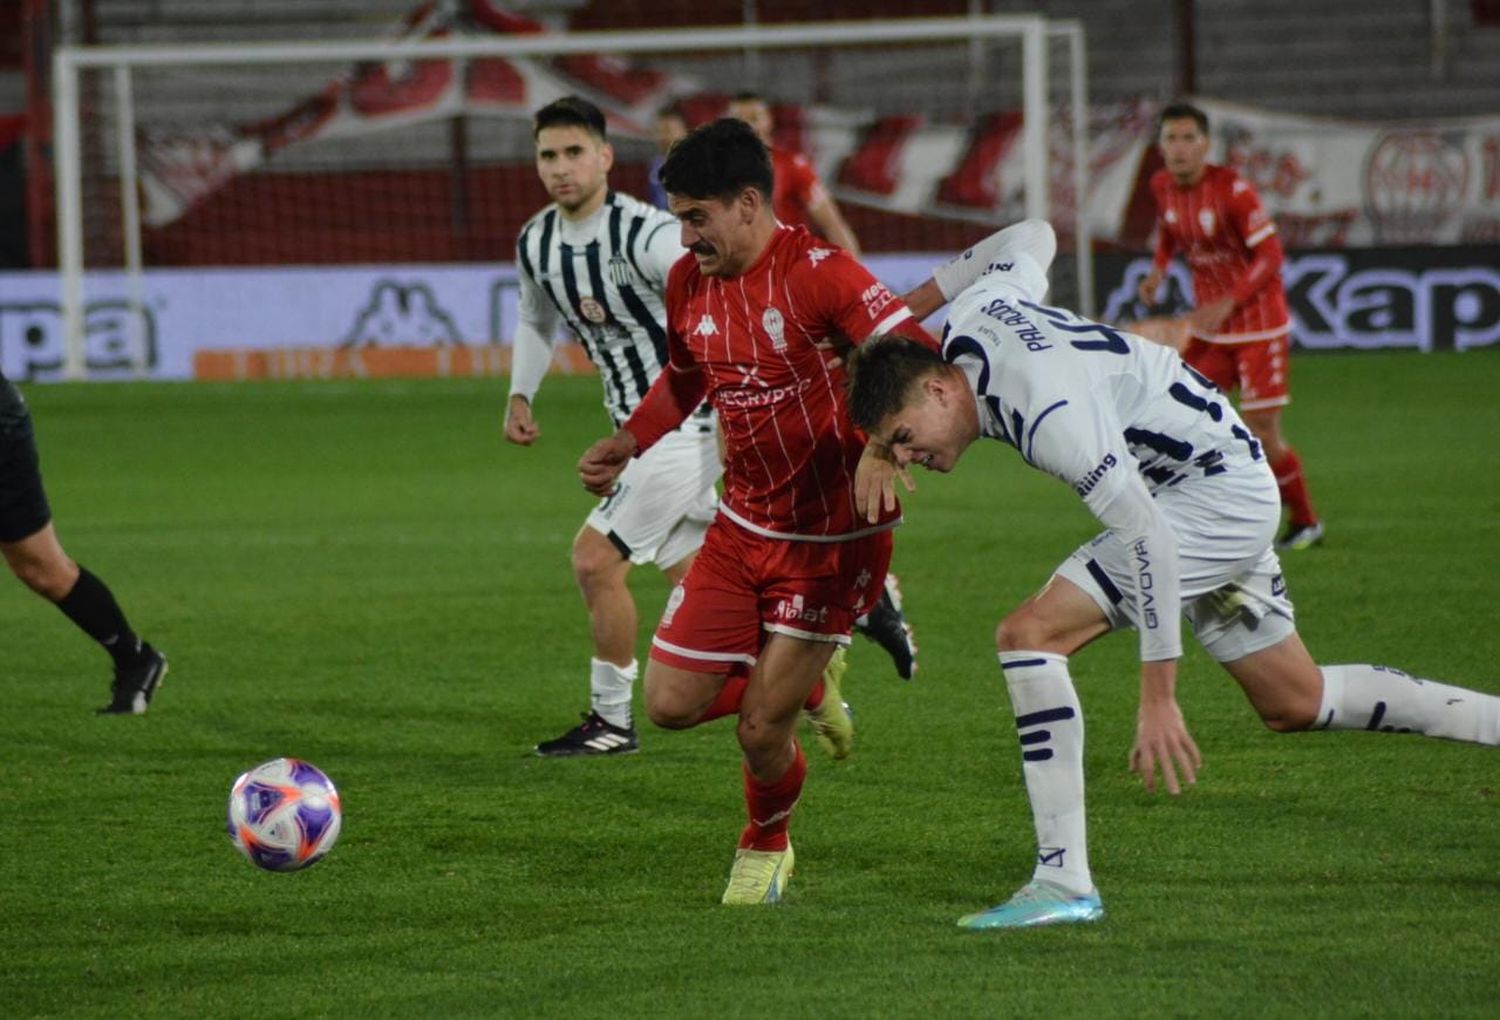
[645,699,698,730]
[1257,700,1320,733]
[995,610,1050,653]
[734,711,785,757]
[571,531,628,589]
[642,670,712,730]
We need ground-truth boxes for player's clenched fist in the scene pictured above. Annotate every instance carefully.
[504,395,541,446]
[578,430,638,496]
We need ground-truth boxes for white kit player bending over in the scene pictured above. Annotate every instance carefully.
[507,97,720,757]
[846,220,1499,929]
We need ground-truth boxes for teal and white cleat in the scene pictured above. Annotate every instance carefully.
[958,881,1104,930]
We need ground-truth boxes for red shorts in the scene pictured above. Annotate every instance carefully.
[649,516,894,674]
[1182,333,1291,411]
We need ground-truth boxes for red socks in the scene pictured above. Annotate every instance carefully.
[738,744,806,851]
[699,673,749,723]
[698,668,825,722]
[1271,447,1318,526]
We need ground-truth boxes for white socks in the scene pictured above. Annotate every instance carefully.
[1317,664,1499,745]
[999,651,1094,896]
[590,657,638,729]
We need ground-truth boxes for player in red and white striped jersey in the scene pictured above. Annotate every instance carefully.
[579,118,933,905]
[1138,103,1324,551]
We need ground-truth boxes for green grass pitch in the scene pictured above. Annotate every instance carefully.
[3,349,1497,1017]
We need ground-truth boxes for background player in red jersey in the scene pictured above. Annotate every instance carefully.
[579,118,931,906]
[1138,103,1324,550]
[728,91,862,256]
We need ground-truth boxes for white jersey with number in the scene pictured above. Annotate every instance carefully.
[942,242,1274,663]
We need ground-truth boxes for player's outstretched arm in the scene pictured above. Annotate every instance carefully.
[898,278,948,321]
[931,218,1057,304]
[578,429,639,497]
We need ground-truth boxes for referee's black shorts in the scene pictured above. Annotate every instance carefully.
[0,379,53,544]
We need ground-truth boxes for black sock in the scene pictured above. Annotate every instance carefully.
[54,566,143,667]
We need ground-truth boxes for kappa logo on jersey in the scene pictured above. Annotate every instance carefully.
[762,307,787,351]
[860,282,897,320]
[774,594,829,624]
[695,314,719,336]
[1199,209,1217,236]
[807,247,834,266]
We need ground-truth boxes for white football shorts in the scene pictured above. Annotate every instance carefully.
[585,427,721,570]
[1055,463,1297,663]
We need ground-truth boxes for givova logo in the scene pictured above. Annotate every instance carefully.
[342,281,462,347]
[0,300,157,380]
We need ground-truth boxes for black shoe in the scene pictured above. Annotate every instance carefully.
[98,644,168,715]
[535,710,639,757]
[853,575,917,679]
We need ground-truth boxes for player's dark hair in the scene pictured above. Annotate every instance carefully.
[1158,102,1209,135]
[658,117,774,203]
[533,95,607,141]
[846,337,948,433]
[657,102,686,122]
[732,90,766,105]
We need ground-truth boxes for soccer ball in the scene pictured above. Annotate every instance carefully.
[226,757,342,872]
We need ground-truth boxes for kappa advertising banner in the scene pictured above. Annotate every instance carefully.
[0,255,943,382]
[1095,247,1500,352]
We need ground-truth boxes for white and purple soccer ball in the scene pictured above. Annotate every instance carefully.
[226,758,342,872]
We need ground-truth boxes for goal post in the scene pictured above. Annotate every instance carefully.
[52,14,1090,380]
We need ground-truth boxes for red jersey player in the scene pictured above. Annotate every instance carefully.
[579,118,932,906]
[728,91,862,256]
[1138,103,1323,550]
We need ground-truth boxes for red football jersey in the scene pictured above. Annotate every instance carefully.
[625,225,931,541]
[1150,164,1290,343]
[771,147,827,230]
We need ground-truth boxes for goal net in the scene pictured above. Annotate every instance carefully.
[51,6,1089,379]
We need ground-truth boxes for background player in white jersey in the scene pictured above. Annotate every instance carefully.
[507,96,721,757]
[846,220,1500,930]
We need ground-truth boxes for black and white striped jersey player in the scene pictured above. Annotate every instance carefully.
[848,219,1499,930]
[506,96,722,759]
[510,187,721,587]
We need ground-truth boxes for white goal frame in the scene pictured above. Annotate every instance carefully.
[53,15,1090,379]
